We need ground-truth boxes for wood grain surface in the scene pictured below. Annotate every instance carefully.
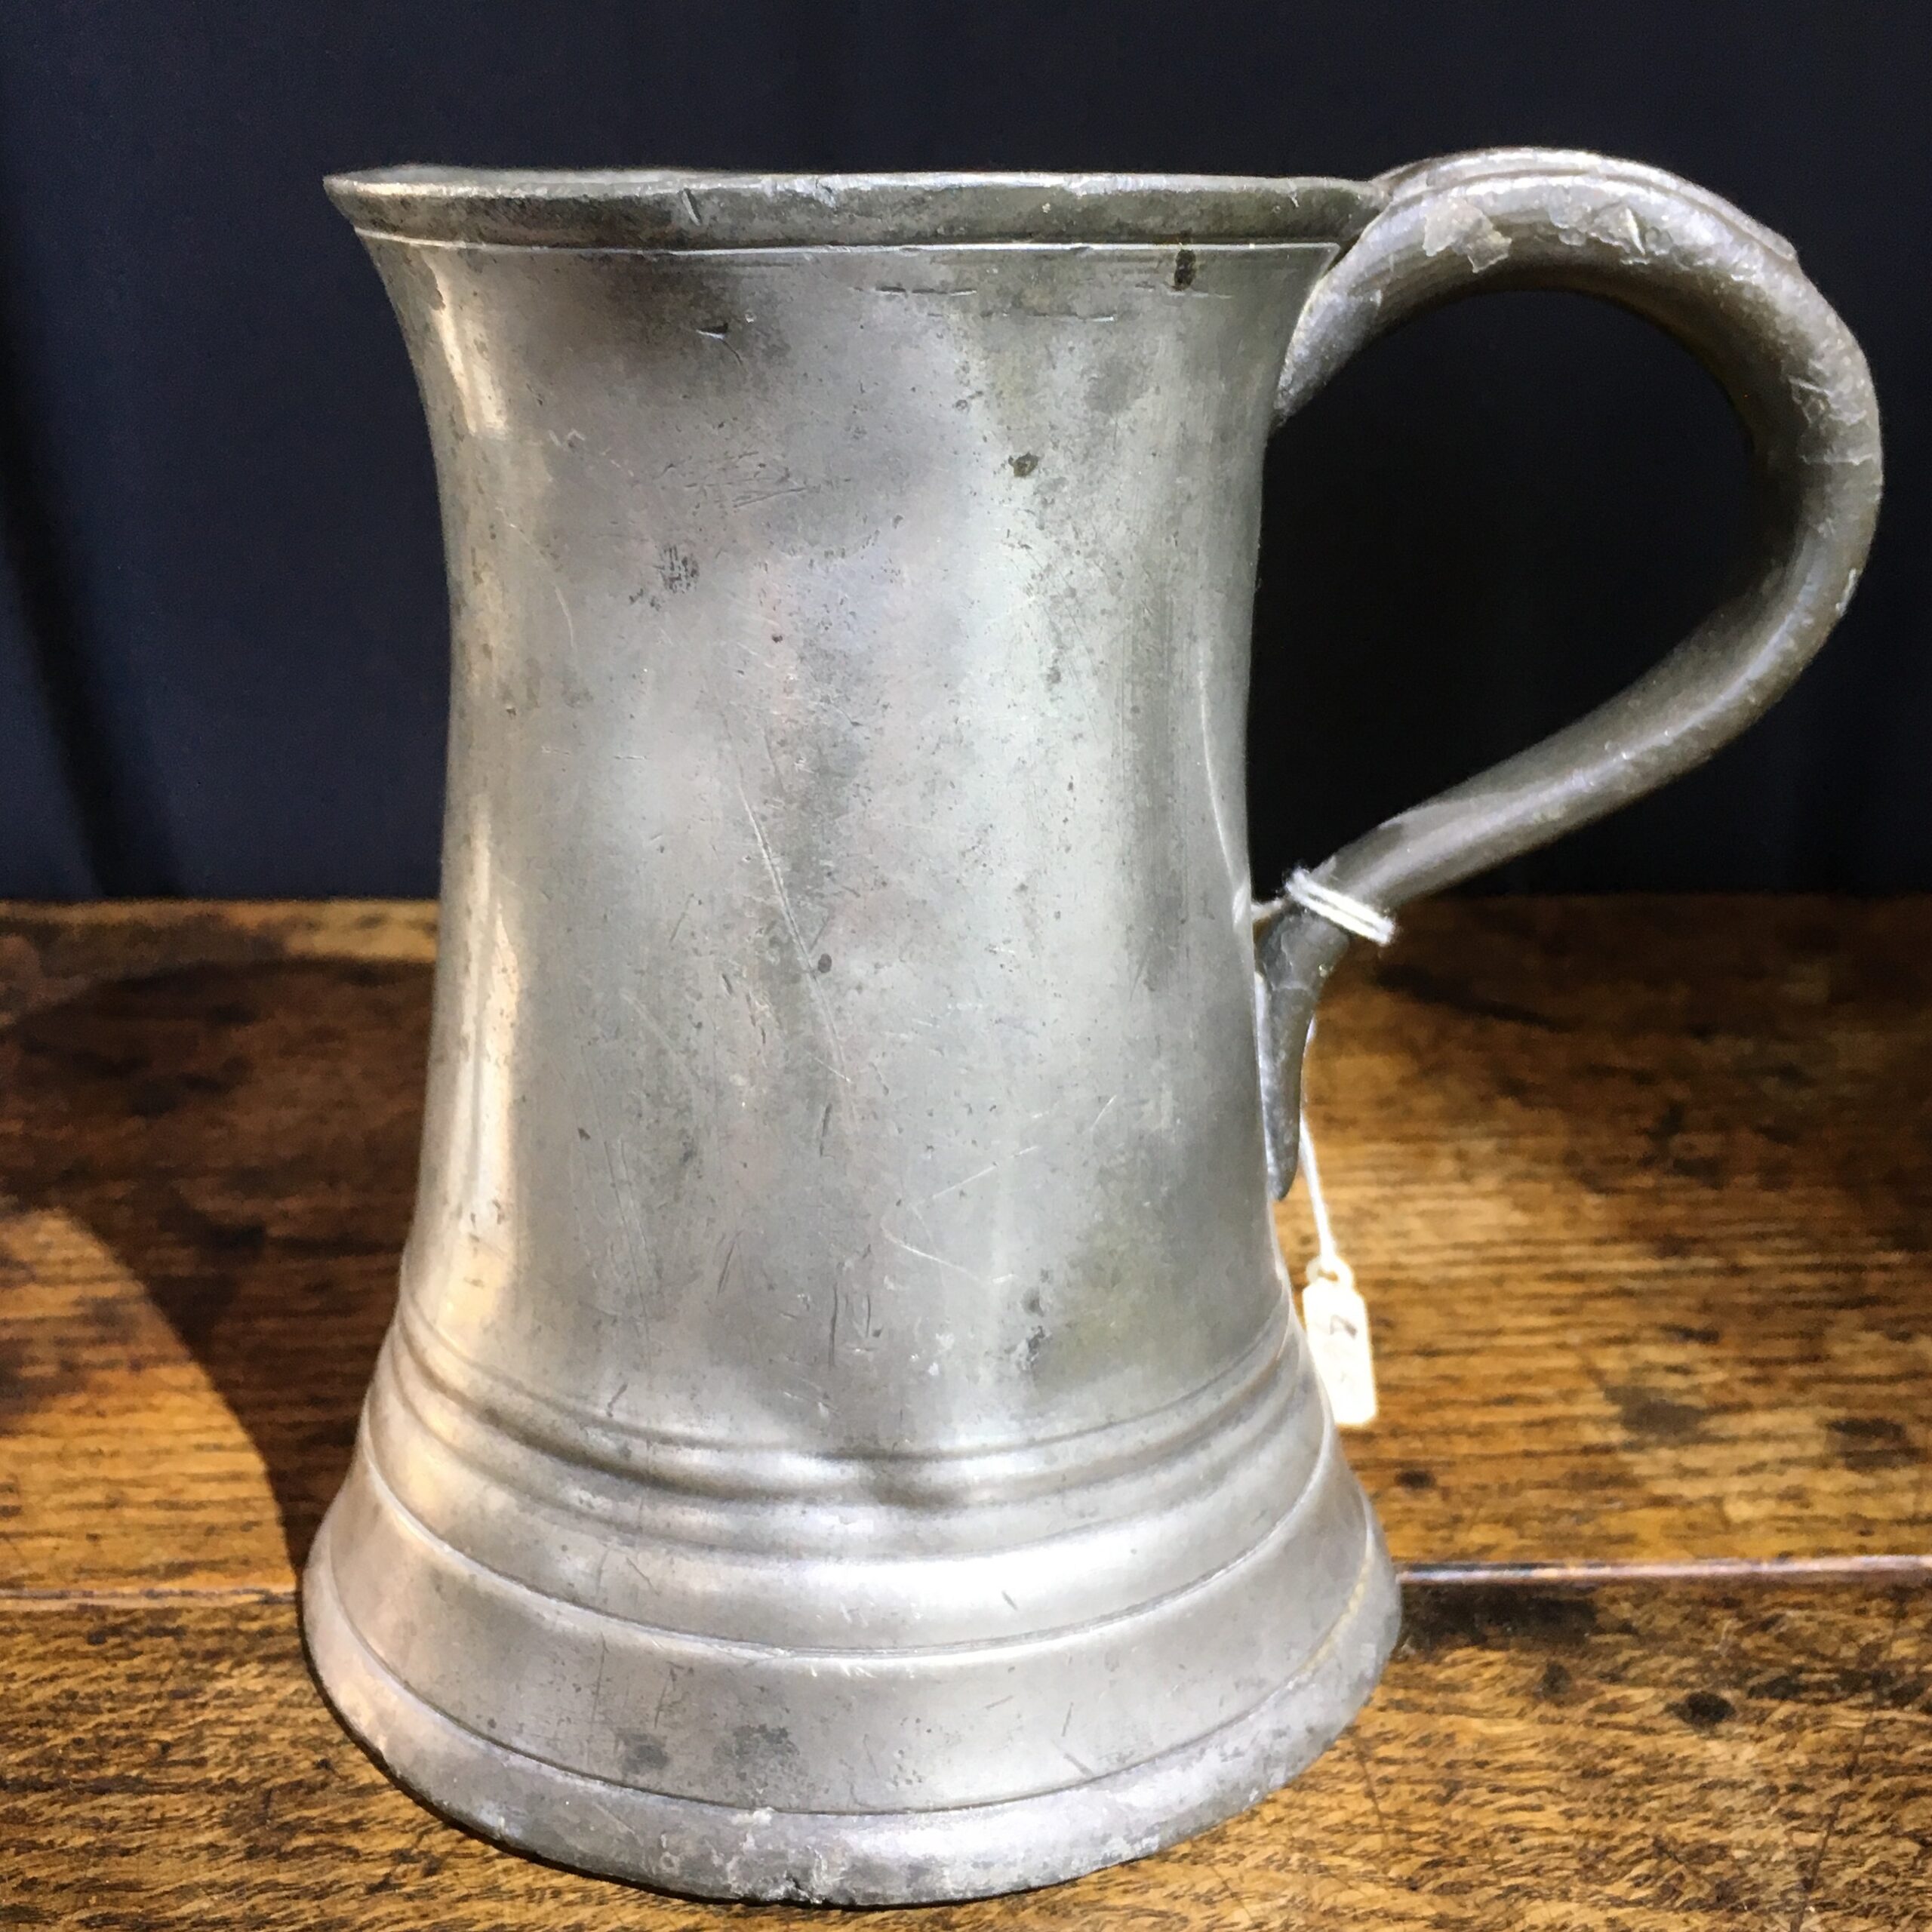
[5,1583,1927,1929]
[0,898,1927,1927]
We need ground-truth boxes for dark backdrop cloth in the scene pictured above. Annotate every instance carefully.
[0,2,1924,898]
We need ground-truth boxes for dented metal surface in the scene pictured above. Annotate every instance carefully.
[303,155,1878,1904]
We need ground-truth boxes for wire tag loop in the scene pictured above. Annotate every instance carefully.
[1284,869,1396,947]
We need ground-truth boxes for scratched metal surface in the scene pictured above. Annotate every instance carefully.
[297,151,1877,1903]
[312,189,1397,1900]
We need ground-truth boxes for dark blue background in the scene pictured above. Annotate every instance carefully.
[1,3,1924,897]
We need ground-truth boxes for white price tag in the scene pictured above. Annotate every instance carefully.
[1301,1257,1377,1427]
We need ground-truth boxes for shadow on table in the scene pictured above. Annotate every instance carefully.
[0,955,431,1572]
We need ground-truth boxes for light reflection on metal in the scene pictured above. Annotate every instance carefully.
[303,156,1878,1904]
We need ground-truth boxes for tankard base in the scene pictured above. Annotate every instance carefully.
[303,1508,1399,1905]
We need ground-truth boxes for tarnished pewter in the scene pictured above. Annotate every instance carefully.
[305,154,1879,1904]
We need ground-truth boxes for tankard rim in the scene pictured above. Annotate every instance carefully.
[325,165,1383,251]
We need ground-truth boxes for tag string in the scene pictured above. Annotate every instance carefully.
[1294,1106,1377,1425]
[1297,1110,1357,1297]
[1278,862,1394,1281]
[1278,869,1389,1425]
[1297,1109,1343,1279]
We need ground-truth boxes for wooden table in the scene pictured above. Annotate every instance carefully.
[2,898,1927,1928]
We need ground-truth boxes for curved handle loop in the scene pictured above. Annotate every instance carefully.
[1257,147,1882,1194]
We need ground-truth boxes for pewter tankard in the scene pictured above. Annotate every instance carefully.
[306,152,1878,1903]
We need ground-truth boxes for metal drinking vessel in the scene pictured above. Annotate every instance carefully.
[306,152,1878,1903]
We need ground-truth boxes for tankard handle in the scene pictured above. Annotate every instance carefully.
[1254,147,1881,1194]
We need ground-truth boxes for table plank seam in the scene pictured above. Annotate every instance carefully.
[8,1555,1926,1614]
[1402,1556,1932,1584]
[0,1585,297,1605]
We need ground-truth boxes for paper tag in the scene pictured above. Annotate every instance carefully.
[1302,1258,1377,1426]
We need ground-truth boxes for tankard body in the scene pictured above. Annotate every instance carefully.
[307,161,1878,1903]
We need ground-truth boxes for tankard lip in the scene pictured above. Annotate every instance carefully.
[325,166,1386,251]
